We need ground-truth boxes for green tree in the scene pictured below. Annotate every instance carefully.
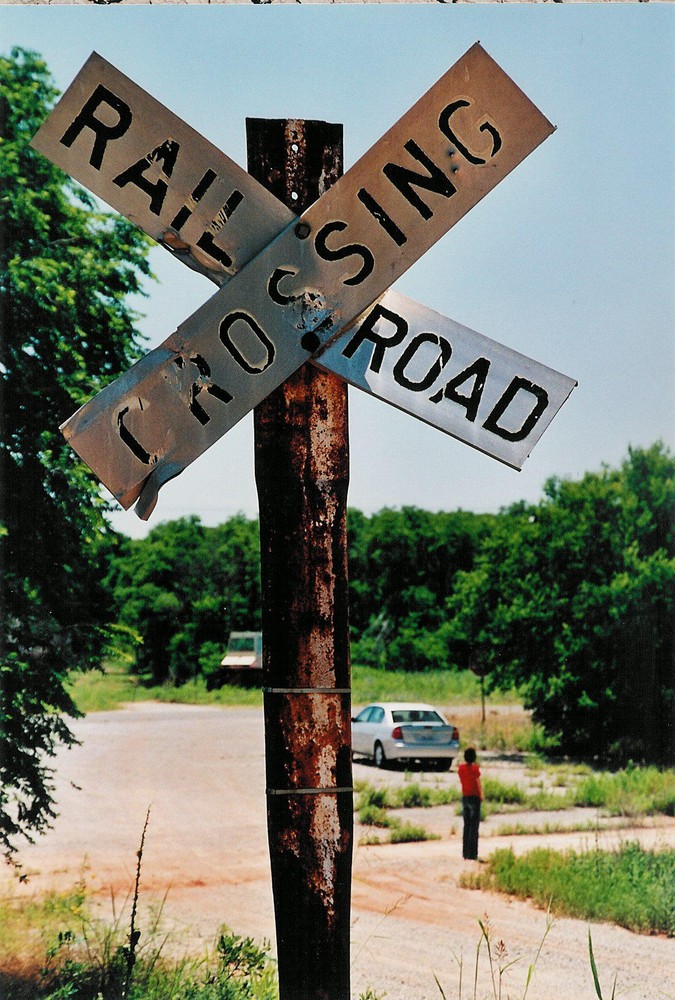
[107,515,261,684]
[0,49,152,861]
[348,506,494,669]
[447,445,674,762]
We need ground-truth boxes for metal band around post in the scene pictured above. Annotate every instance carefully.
[263,687,351,695]
[266,787,354,796]
[263,687,353,795]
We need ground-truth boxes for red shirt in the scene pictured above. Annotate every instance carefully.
[458,761,482,799]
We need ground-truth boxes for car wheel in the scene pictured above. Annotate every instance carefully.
[373,742,387,769]
[435,759,452,772]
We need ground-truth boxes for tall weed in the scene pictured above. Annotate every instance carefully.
[434,911,554,1000]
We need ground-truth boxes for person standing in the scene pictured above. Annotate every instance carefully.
[458,747,483,860]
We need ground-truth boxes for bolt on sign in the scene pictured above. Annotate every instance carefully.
[31,44,576,519]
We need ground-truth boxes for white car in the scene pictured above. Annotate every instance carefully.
[351,701,460,770]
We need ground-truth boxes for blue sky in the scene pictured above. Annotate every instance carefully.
[3,5,673,537]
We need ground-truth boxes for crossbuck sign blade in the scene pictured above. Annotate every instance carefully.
[32,46,574,518]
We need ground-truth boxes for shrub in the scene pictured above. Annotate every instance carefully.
[482,778,528,805]
[359,804,391,828]
[461,843,675,935]
[389,821,439,844]
[394,783,433,808]
[573,767,675,816]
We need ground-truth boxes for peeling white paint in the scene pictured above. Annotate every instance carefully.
[310,796,341,898]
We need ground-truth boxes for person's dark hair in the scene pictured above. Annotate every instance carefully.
[464,747,477,764]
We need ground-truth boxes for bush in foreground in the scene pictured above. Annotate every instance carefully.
[0,881,278,1000]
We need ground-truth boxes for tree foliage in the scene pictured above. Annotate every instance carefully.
[446,444,674,762]
[107,516,262,685]
[348,506,494,670]
[105,507,491,682]
[0,48,152,861]
[104,447,672,765]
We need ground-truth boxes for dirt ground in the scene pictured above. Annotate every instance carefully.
[3,703,673,1000]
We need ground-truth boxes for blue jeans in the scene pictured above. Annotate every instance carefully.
[462,796,481,860]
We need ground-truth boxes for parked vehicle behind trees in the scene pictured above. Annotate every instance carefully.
[206,631,263,689]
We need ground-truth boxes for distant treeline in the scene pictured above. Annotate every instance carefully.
[105,443,674,763]
[104,506,493,687]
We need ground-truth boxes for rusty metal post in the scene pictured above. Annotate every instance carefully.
[247,119,352,1000]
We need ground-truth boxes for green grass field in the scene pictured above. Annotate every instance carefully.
[66,668,264,713]
[67,662,497,714]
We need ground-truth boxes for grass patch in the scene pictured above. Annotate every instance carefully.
[358,830,384,846]
[525,758,593,778]
[478,779,570,815]
[355,783,440,842]
[493,818,645,837]
[351,665,493,705]
[356,783,392,827]
[391,782,460,809]
[1,810,282,999]
[67,668,140,713]
[356,781,460,813]
[142,677,263,708]
[524,788,574,811]
[389,821,440,844]
[71,662,523,715]
[483,768,674,817]
[356,764,674,831]
[460,842,675,935]
[0,884,88,989]
[518,762,674,817]
[457,711,554,755]
[68,667,263,714]
[358,804,391,828]
[573,767,675,817]
[355,783,390,809]
[482,777,528,806]
[393,783,434,809]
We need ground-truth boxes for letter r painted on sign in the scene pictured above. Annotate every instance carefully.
[60,85,133,168]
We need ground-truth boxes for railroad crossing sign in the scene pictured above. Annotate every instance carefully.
[32,45,576,519]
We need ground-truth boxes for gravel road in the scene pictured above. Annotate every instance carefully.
[5,703,673,1000]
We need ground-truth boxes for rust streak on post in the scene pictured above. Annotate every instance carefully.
[247,118,352,1000]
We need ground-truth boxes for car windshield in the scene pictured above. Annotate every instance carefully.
[391,710,444,724]
[228,635,256,652]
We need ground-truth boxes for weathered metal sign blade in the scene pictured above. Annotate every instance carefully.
[35,45,559,517]
[31,52,292,286]
[315,291,577,470]
[32,45,553,290]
